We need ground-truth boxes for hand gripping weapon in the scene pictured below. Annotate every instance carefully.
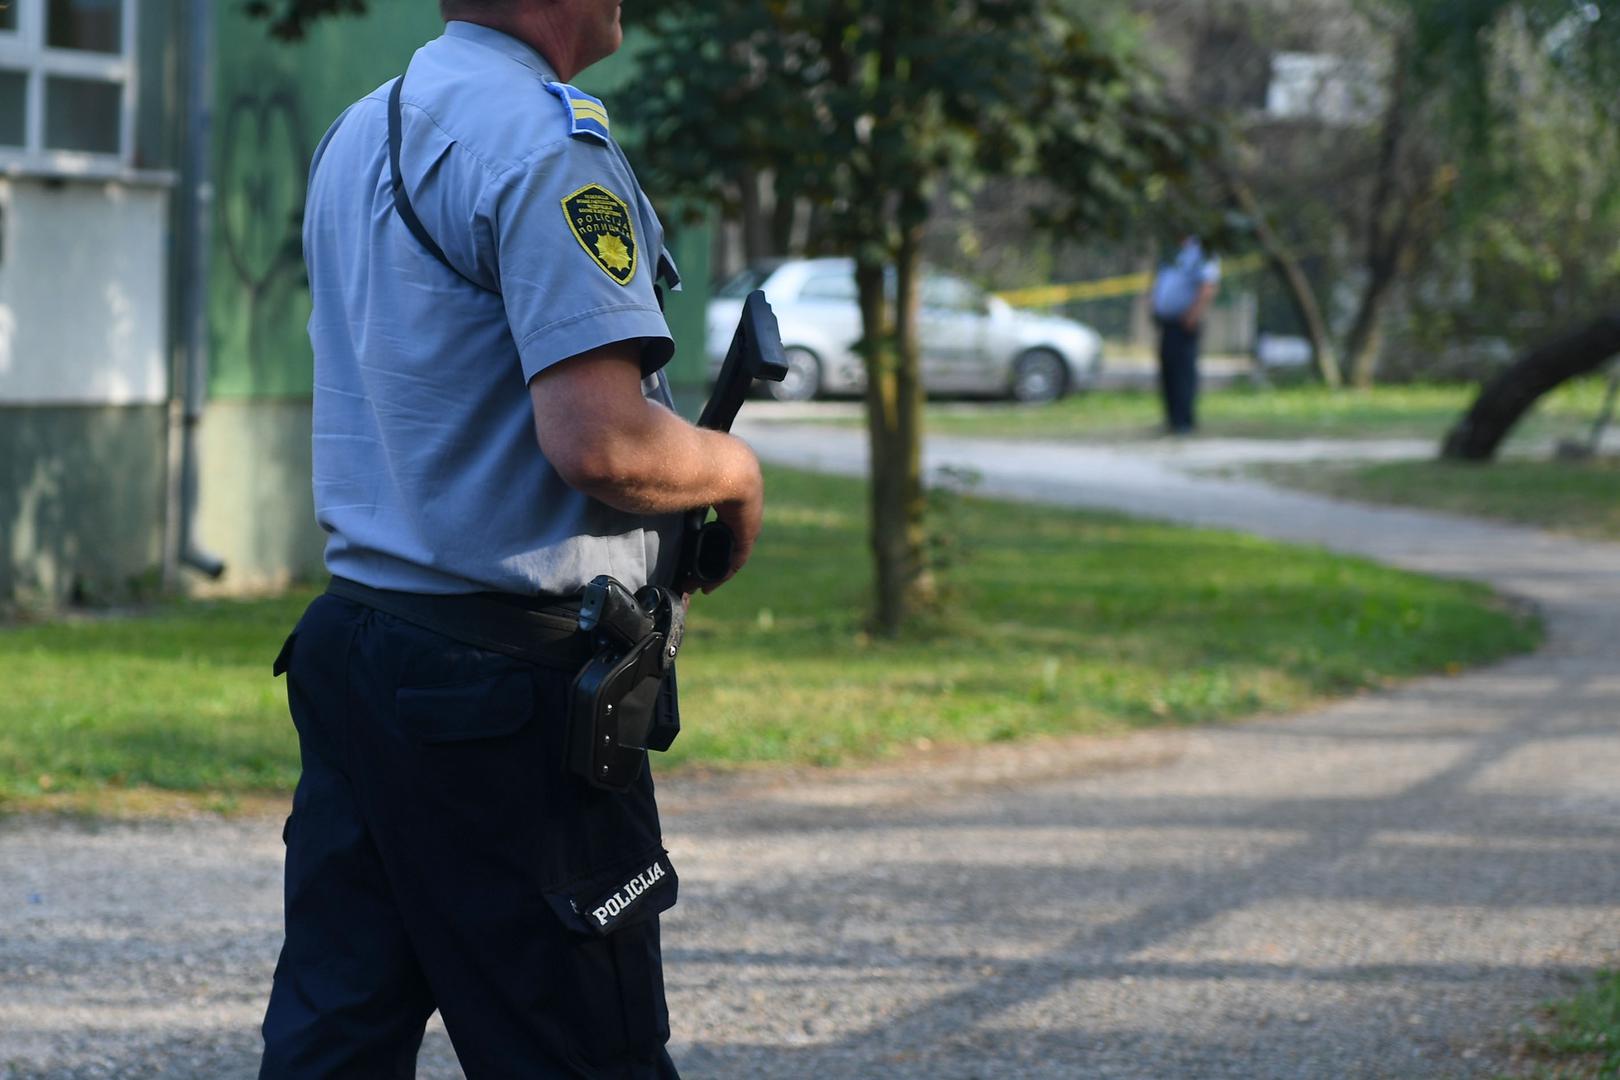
[677,290,790,588]
[567,291,788,792]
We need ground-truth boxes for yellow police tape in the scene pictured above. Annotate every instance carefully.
[994,253,1265,308]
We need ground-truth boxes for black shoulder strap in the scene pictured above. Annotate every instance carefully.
[388,74,495,293]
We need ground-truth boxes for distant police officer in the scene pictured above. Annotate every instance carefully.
[1149,235,1221,436]
[259,2,763,1076]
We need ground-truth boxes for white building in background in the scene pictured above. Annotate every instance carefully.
[1265,51,1385,126]
[0,0,180,607]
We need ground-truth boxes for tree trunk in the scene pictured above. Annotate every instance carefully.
[891,213,932,612]
[1346,47,1412,390]
[857,220,930,636]
[857,258,903,635]
[768,172,798,256]
[1129,248,1156,356]
[737,168,769,263]
[1344,269,1396,389]
[1441,310,1620,461]
[1224,170,1342,388]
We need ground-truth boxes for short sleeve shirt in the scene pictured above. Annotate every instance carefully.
[1150,240,1221,320]
[304,21,683,596]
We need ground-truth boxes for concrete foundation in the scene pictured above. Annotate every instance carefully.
[0,405,166,609]
[191,399,325,595]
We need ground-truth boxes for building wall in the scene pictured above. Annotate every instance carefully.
[0,178,169,404]
[0,405,167,607]
[207,8,443,401]
[194,400,323,594]
[0,176,171,608]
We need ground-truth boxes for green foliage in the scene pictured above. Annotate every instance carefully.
[1403,11,1620,353]
[240,0,368,41]
[0,467,1537,805]
[620,1,1199,246]
[1408,0,1620,134]
[1399,0,1620,253]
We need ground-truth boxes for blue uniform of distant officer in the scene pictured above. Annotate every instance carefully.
[1150,237,1221,435]
[261,20,685,1079]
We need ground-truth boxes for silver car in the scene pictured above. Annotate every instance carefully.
[705,258,1103,403]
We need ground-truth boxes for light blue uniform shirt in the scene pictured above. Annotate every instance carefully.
[1150,239,1221,320]
[305,22,683,596]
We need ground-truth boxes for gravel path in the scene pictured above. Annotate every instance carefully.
[3,429,1616,1078]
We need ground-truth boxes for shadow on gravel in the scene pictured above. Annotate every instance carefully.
[664,661,1616,1077]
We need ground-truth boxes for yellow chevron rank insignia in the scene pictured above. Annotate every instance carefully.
[544,81,611,143]
[562,183,637,285]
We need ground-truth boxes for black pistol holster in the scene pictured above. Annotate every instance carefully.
[567,576,684,792]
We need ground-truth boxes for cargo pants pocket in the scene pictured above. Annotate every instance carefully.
[542,847,679,1065]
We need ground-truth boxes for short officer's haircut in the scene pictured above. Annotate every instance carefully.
[440,0,522,19]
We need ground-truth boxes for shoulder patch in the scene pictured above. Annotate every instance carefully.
[544,81,611,144]
[562,183,638,285]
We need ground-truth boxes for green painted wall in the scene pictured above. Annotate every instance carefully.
[0,407,166,609]
[209,6,441,398]
[660,211,714,399]
[208,13,708,399]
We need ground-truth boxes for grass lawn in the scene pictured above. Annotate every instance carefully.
[911,379,1612,444]
[1516,971,1620,1078]
[1248,457,1620,542]
[0,466,1539,811]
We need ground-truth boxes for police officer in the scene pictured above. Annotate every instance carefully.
[1149,235,1221,436]
[259,2,763,1076]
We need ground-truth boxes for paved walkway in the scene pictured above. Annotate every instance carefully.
[2,428,1616,1078]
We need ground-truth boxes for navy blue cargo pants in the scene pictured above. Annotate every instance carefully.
[260,593,681,1079]
[1157,318,1201,434]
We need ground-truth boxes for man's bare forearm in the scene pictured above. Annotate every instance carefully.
[563,401,761,517]
[529,341,764,525]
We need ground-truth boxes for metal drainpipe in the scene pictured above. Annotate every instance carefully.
[177,0,224,580]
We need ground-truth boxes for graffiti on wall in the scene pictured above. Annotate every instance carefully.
[217,80,311,392]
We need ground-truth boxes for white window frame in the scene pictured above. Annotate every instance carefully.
[0,0,139,173]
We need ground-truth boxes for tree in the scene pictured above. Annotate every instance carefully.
[1162,0,1618,397]
[1442,313,1620,460]
[621,1,1194,633]
[1423,0,1620,458]
[1219,160,1344,388]
[241,0,365,40]
[1337,7,1460,387]
[1152,0,1352,387]
[1158,0,1461,388]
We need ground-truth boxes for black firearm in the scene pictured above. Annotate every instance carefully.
[675,289,788,589]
